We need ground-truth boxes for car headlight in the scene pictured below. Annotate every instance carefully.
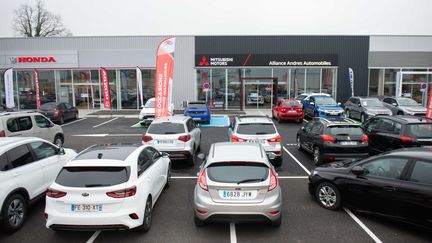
[310,170,318,176]
[365,111,376,116]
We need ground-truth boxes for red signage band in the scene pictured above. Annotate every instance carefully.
[155,37,175,118]
[100,68,111,110]
[427,85,432,119]
[17,57,56,63]
[34,69,41,110]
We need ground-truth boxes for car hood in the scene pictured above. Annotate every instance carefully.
[316,105,343,111]
[140,107,155,114]
[400,106,426,112]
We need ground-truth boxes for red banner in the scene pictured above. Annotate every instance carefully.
[100,68,111,109]
[34,69,41,110]
[155,37,176,118]
[427,85,432,119]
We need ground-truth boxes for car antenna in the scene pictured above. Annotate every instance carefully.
[97,153,103,159]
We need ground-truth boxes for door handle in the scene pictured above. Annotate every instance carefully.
[382,186,397,192]
[13,172,22,177]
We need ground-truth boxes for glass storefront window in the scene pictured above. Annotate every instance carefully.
[321,68,336,98]
[211,69,226,109]
[0,70,4,107]
[227,69,241,109]
[37,70,56,105]
[401,69,428,104]
[57,70,73,105]
[141,69,155,106]
[120,70,138,109]
[306,68,321,94]
[16,71,36,109]
[290,68,305,98]
[273,69,289,100]
[369,69,383,97]
[384,69,399,97]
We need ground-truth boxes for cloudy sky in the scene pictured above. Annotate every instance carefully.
[0,0,431,37]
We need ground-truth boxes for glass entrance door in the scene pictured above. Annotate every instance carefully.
[396,71,432,106]
[244,80,273,110]
[74,84,100,109]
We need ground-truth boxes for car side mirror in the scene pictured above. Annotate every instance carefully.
[57,147,65,155]
[197,153,206,160]
[161,152,169,158]
[392,103,398,106]
[352,166,364,176]
[310,102,315,106]
[337,102,341,106]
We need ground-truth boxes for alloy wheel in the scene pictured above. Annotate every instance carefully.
[318,186,337,208]
[7,199,24,227]
[144,199,152,226]
[313,147,320,165]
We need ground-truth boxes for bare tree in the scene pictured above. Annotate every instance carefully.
[13,0,72,37]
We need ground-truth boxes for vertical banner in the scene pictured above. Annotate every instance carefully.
[34,69,41,110]
[155,37,176,118]
[100,68,111,110]
[348,68,354,97]
[136,67,144,107]
[4,68,15,108]
[427,85,432,119]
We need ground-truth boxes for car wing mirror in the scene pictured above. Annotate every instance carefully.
[197,153,206,160]
[57,147,65,155]
[351,166,365,176]
[161,152,169,158]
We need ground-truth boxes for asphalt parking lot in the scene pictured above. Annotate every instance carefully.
[1,116,431,243]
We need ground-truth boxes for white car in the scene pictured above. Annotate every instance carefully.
[142,115,201,165]
[0,137,76,232]
[139,98,156,125]
[45,144,170,232]
[247,92,265,105]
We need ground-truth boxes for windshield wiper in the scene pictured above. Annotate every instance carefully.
[236,178,265,184]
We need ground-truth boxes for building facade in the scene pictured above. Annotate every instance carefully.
[0,35,431,111]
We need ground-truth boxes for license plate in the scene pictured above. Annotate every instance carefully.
[192,117,201,120]
[248,139,266,144]
[288,110,296,112]
[156,140,174,144]
[340,141,357,145]
[71,204,102,212]
[219,190,257,199]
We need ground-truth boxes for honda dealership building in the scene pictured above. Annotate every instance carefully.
[0,35,431,110]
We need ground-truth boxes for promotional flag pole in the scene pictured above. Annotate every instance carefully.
[100,68,112,117]
[349,68,354,97]
[34,69,41,110]
[4,68,15,109]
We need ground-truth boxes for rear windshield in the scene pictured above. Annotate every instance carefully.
[207,162,268,183]
[144,100,155,108]
[40,103,57,111]
[406,124,432,138]
[327,126,363,136]
[283,101,301,107]
[148,123,185,134]
[55,167,130,187]
[188,103,207,108]
[237,123,276,135]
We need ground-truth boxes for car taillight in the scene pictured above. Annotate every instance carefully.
[400,136,416,143]
[46,188,67,198]
[295,107,302,112]
[267,135,282,142]
[53,109,60,117]
[268,169,278,191]
[142,135,153,142]
[178,134,191,142]
[360,135,368,143]
[280,108,287,112]
[321,134,336,143]
[106,186,137,198]
[0,130,5,137]
[198,169,208,191]
[231,135,247,142]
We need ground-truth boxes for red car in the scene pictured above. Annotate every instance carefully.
[272,99,304,123]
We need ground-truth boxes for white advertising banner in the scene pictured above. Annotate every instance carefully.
[136,67,144,107]
[4,68,15,108]
[348,67,354,97]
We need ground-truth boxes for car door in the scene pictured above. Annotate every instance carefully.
[383,98,398,115]
[137,149,158,198]
[300,121,316,152]
[6,144,45,199]
[145,147,165,192]
[305,97,315,117]
[353,98,362,119]
[33,115,54,141]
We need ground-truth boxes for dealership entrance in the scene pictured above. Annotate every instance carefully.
[241,77,278,111]
[396,71,432,106]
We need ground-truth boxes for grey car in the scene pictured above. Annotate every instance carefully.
[344,97,392,122]
[382,97,426,116]
[194,142,282,226]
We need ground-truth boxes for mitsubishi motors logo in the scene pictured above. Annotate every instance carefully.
[9,56,57,64]
[198,56,209,66]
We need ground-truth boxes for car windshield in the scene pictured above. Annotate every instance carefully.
[148,123,185,134]
[397,98,418,106]
[315,97,337,106]
[406,123,432,138]
[327,126,363,136]
[361,99,383,107]
[207,162,268,184]
[40,103,57,111]
[55,166,130,187]
[144,100,155,108]
[237,123,276,135]
[283,101,301,107]
[295,95,307,101]
[249,93,259,97]
[188,103,207,108]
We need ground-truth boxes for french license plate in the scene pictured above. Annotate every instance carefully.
[71,204,102,212]
[248,139,265,144]
[340,141,357,145]
[192,117,201,120]
[219,190,256,199]
[157,140,174,144]
[288,110,296,112]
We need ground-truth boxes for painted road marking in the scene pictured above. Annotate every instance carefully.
[61,118,87,126]
[282,146,311,175]
[86,230,101,243]
[93,117,119,128]
[230,222,237,243]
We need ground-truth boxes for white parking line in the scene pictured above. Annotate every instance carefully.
[282,146,311,175]
[60,118,87,126]
[286,143,297,146]
[93,117,119,128]
[72,133,142,137]
[86,230,101,243]
[278,176,308,179]
[230,222,237,243]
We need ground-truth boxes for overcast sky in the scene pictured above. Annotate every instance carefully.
[0,0,431,37]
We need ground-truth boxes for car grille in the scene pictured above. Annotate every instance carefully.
[188,111,206,114]
[143,114,155,119]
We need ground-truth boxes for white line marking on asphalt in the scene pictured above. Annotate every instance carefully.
[171,176,198,179]
[230,222,237,243]
[278,176,308,179]
[60,118,87,126]
[344,208,383,243]
[72,134,109,137]
[93,117,119,128]
[86,230,101,243]
[286,143,297,146]
[282,146,311,175]
[107,134,142,137]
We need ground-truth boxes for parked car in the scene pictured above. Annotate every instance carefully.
[184,101,211,124]
[297,118,369,165]
[228,115,282,167]
[218,88,236,101]
[142,116,201,165]
[0,137,76,232]
[45,144,170,232]
[303,95,344,118]
[272,99,304,123]
[246,92,265,105]
[362,115,432,154]
[0,111,65,147]
[308,148,432,230]
[40,102,78,125]
[344,97,392,123]
[194,142,282,227]
[382,97,427,116]
[295,93,331,107]
[139,98,155,125]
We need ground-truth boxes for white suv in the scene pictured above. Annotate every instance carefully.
[142,116,201,165]
[0,111,65,147]
[0,137,76,232]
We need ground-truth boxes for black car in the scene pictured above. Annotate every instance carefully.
[362,115,432,154]
[308,148,432,230]
[40,102,78,124]
[297,118,369,165]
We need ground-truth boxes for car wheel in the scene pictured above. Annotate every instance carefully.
[74,112,78,120]
[271,215,282,227]
[164,164,171,189]
[54,135,64,147]
[1,194,27,233]
[273,156,282,167]
[360,113,366,123]
[59,115,64,125]
[194,215,205,227]
[346,110,350,118]
[297,136,303,151]
[315,182,341,210]
[313,147,323,165]
[137,197,153,232]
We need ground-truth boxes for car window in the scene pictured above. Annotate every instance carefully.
[17,116,33,131]
[409,160,432,185]
[147,123,185,134]
[382,98,392,104]
[327,126,363,136]
[237,123,276,135]
[304,121,315,133]
[7,145,35,168]
[137,150,152,175]
[65,103,73,109]
[375,119,400,133]
[283,101,301,107]
[311,122,323,134]
[145,147,160,161]
[207,162,269,183]
[405,124,432,138]
[361,157,408,180]
[29,142,57,160]
[6,118,19,132]
[55,166,130,187]
[59,103,66,111]
[0,153,9,171]
[35,115,51,128]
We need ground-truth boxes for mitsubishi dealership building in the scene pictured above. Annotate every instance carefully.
[0,35,431,111]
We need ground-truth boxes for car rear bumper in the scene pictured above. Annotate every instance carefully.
[279,113,304,120]
[320,152,369,161]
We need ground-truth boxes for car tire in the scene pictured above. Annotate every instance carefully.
[346,110,350,118]
[194,216,205,227]
[271,215,282,227]
[297,136,303,151]
[59,115,64,125]
[74,112,78,120]
[137,197,153,232]
[360,113,366,123]
[273,156,283,167]
[1,194,27,233]
[187,153,195,166]
[313,147,323,165]
[164,164,171,189]
[315,182,341,210]
[54,135,64,147]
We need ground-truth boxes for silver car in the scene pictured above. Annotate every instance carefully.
[142,115,201,165]
[194,142,282,226]
[382,97,427,116]
[228,115,282,167]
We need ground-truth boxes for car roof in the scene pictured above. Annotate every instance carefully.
[0,137,42,147]
[378,115,432,124]
[0,110,39,117]
[207,142,268,165]
[236,115,273,124]
[383,147,432,160]
[152,115,190,123]
[72,144,141,162]
[315,117,359,126]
